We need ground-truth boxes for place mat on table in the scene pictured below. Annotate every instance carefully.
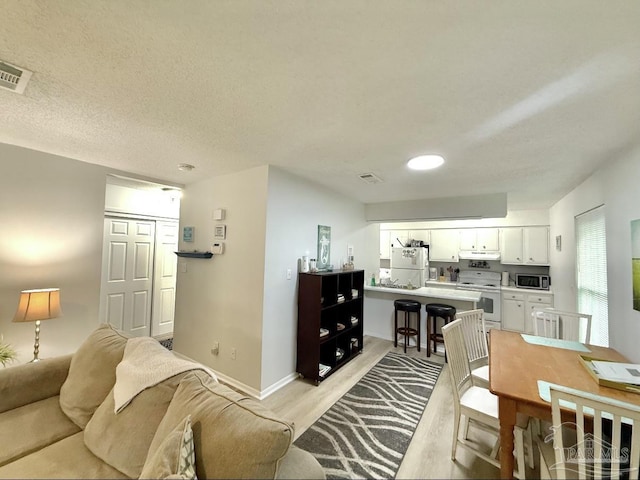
[521,334,591,353]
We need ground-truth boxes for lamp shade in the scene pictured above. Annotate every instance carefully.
[13,288,62,323]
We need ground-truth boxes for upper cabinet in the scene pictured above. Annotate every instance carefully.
[379,229,411,259]
[430,229,460,262]
[459,228,499,251]
[500,226,549,265]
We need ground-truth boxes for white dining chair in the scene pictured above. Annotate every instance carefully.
[455,308,489,388]
[532,308,593,344]
[442,318,532,478]
[537,383,640,479]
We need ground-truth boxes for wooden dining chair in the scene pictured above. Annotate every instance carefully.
[455,308,489,388]
[537,384,640,479]
[442,318,531,478]
[532,308,593,344]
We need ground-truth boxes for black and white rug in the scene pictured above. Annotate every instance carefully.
[294,352,442,479]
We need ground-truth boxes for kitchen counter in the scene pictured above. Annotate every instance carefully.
[365,285,481,302]
[500,286,554,295]
[363,285,481,347]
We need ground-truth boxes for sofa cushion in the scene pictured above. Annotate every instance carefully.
[148,372,294,479]
[140,415,196,480]
[83,373,188,479]
[59,324,128,428]
[0,395,81,467]
[0,432,129,479]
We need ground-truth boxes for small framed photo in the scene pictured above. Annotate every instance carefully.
[183,226,194,242]
[214,224,227,240]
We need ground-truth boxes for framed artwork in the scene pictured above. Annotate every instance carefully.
[317,225,331,271]
[182,226,194,242]
[632,219,640,311]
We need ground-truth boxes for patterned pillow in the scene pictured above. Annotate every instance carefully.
[140,416,197,479]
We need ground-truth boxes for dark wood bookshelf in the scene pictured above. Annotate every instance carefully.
[297,269,364,384]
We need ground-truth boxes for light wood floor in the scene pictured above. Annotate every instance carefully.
[261,335,541,479]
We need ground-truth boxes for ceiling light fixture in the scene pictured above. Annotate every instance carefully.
[407,154,445,171]
[177,163,195,172]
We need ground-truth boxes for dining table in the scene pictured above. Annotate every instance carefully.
[489,329,640,479]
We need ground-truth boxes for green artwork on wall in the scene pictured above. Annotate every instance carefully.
[632,219,640,311]
[317,225,331,271]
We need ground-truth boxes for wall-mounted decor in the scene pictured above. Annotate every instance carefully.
[214,224,226,240]
[632,219,640,311]
[555,235,562,252]
[317,225,331,271]
[182,226,194,242]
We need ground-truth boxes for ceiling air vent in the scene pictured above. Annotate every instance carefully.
[358,172,383,184]
[0,60,33,94]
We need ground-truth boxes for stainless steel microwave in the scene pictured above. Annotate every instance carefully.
[515,274,550,290]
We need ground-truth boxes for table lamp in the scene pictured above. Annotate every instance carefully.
[13,288,62,362]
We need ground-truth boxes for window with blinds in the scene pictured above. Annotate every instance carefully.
[575,205,608,346]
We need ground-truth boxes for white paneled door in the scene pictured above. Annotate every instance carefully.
[99,217,178,337]
[151,222,179,337]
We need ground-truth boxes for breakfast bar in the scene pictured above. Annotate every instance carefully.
[363,285,481,345]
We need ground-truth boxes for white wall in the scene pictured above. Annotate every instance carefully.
[173,166,269,392]
[261,167,378,393]
[550,148,640,361]
[0,144,110,361]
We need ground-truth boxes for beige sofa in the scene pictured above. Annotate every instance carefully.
[0,324,324,479]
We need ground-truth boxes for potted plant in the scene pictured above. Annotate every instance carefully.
[0,336,17,367]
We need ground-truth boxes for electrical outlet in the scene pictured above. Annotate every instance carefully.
[231,348,236,360]
[210,342,219,355]
[286,268,292,280]
[180,262,187,273]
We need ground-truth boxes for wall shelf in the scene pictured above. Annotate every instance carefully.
[174,251,213,259]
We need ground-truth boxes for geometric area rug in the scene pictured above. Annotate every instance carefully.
[294,352,443,479]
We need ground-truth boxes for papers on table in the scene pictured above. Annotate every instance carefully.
[591,361,640,385]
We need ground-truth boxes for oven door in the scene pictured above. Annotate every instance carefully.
[477,290,501,324]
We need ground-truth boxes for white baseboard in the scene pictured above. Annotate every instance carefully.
[212,370,299,400]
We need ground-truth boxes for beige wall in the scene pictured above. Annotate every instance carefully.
[173,166,269,393]
[0,144,109,361]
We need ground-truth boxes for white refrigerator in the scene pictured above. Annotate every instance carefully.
[390,247,429,287]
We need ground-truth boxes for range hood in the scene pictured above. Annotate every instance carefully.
[458,251,501,261]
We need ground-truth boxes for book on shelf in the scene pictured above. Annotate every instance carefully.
[320,328,329,338]
[319,363,331,377]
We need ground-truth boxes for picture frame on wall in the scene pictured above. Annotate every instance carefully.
[317,225,331,271]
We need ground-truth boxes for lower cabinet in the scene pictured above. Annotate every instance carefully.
[297,270,364,384]
[501,290,554,334]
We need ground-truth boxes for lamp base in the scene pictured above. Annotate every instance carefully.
[30,320,42,363]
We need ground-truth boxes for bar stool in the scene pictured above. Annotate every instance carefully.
[426,303,457,359]
[394,299,421,353]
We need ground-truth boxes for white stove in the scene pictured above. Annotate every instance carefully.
[456,270,502,328]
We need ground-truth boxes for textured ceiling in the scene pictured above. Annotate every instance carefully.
[1,0,639,210]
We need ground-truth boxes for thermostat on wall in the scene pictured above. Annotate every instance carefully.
[214,224,226,239]
[213,208,226,220]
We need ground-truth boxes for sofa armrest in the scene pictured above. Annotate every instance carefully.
[0,354,72,413]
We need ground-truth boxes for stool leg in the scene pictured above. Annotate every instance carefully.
[404,311,408,354]
[417,312,421,352]
[426,314,431,357]
[394,308,398,348]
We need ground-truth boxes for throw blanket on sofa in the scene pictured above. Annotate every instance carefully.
[114,337,217,413]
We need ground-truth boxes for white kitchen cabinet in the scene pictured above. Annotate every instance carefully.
[502,289,554,333]
[379,229,409,259]
[408,229,430,245]
[430,229,460,262]
[460,228,499,251]
[500,227,549,265]
[380,230,391,259]
[502,292,526,332]
[524,227,549,265]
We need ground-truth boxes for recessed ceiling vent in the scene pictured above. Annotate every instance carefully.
[0,60,33,94]
[358,172,384,184]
